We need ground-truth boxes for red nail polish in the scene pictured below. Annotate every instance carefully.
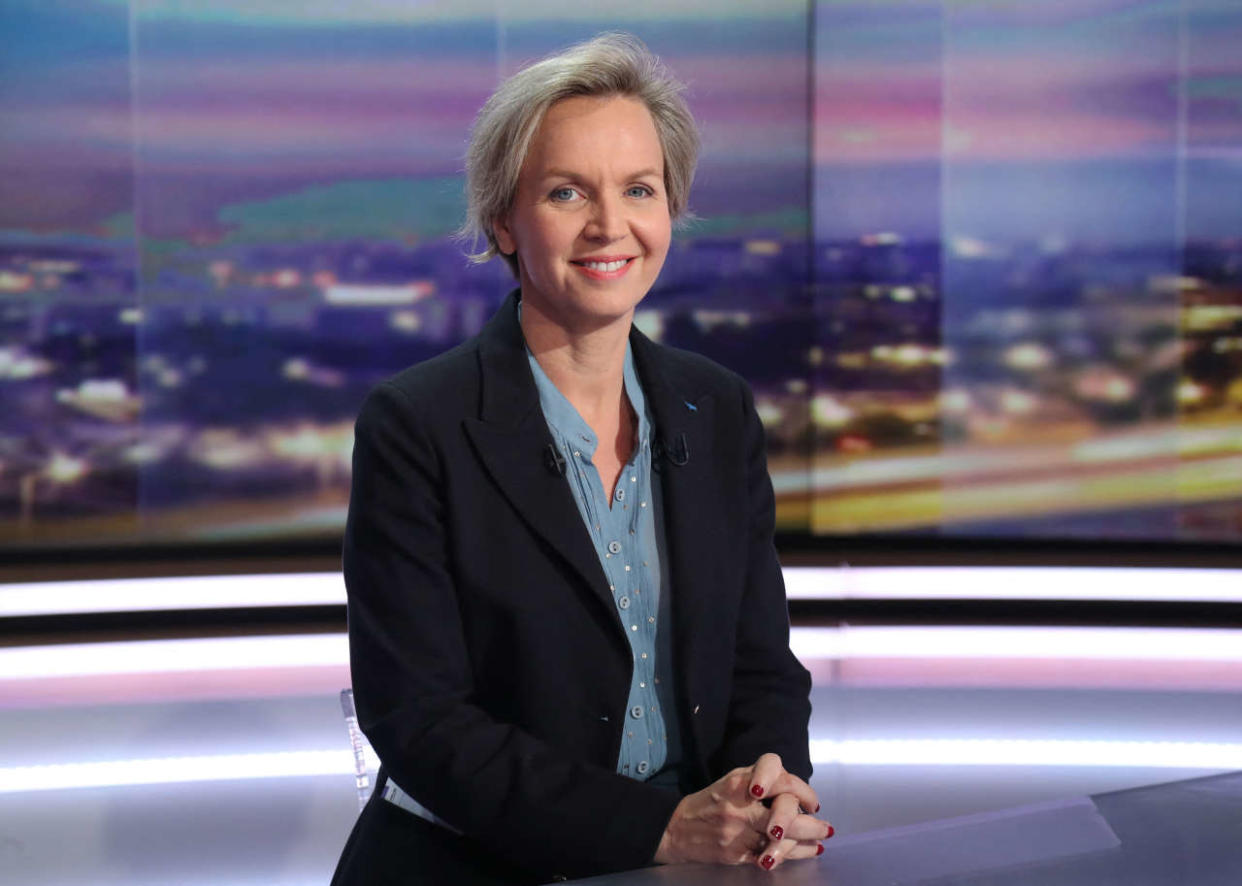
[816,843,824,856]
[769,825,783,841]
[814,802,821,813]
[750,784,765,798]
[826,825,835,839]
[760,855,775,870]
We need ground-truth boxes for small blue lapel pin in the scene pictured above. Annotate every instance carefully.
[684,400,697,412]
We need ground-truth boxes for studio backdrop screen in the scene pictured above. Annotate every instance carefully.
[1,0,1240,550]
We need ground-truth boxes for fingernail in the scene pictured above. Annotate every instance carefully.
[826,825,835,839]
[816,843,824,857]
[814,802,821,813]
[769,825,783,841]
[760,855,775,870]
[750,784,765,798]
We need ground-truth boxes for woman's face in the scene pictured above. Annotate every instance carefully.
[495,94,672,331]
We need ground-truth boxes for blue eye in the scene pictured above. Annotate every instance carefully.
[627,185,654,198]
[550,187,578,202]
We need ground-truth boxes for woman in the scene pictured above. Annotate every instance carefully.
[332,33,829,885]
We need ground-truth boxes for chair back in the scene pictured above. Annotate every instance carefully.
[339,688,377,811]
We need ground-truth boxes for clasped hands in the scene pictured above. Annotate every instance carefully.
[653,753,833,873]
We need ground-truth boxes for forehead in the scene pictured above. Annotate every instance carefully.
[523,94,664,175]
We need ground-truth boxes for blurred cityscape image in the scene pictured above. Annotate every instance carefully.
[1,0,1240,548]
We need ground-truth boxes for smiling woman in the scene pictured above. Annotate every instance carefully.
[331,33,824,886]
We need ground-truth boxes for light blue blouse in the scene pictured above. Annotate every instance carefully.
[526,342,683,786]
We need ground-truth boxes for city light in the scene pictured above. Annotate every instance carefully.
[1177,379,1206,405]
[0,270,34,292]
[389,310,421,332]
[1004,342,1054,371]
[745,239,781,256]
[323,282,432,305]
[999,389,1036,414]
[0,347,53,380]
[190,430,267,471]
[1074,367,1136,403]
[43,452,88,484]
[266,422,353,469]
[811,394,853,428]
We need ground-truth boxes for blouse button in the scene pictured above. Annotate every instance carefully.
[607,540,622,554]
[631,705,644,719]
[615,488,626,502]
[636,761,650,775]
[618,596,630,610]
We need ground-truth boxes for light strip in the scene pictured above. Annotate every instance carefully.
[4,565,1242,619]
[0,750,353,794]
[811,739,1242,770]
[787,626,1242,662]
[0,634,348,680]
[4,626,1242,682]
[782,566,1242,603]
[0,572,345,616]
[3,739,1236,795]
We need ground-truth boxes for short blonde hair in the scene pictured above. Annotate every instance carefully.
[461,32,699,276]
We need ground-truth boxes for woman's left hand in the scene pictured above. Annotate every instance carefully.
[746,753,834,873]
[754,790,834,871]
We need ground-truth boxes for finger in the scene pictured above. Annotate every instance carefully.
[732,845,761,866]
[758,838,823,871]
[783,839,826,862]
[747,752,784,800]
[786,811,834,843]
[769,769,820,814]
[723,827,766,867]
[761,791,801,845]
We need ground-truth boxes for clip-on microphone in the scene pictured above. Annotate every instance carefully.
[544,443,567,477]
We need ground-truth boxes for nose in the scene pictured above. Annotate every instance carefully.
[584,193,627,243]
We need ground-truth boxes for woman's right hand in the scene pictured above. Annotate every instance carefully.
[652,756,830,867]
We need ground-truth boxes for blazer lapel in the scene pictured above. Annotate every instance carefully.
[630,330,722,706]
[462,294,625,646]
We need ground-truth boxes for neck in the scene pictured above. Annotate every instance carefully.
[520,298,631,424]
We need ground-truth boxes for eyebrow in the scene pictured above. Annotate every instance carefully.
[540,167,663,182]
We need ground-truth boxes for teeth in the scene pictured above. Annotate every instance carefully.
[580,259,628,272]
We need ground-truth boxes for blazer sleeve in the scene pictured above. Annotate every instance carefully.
[708,378,813,781]
[344,382,681,881]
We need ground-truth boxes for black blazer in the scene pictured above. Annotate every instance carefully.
[332,293,811,885]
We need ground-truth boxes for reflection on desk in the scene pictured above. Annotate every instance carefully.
[570,771,1242,885]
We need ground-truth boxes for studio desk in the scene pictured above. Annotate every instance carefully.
[571,771,1242,885]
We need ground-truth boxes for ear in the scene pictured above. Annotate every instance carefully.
[493,214,517,256]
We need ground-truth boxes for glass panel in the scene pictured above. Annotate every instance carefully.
[940,0,1183,541]
[0,0,140,545]
[813,0,944,534]
[129,2,504,541]
[1177,0,1242,541]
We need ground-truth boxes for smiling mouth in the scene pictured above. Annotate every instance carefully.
[572,257,634,273]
